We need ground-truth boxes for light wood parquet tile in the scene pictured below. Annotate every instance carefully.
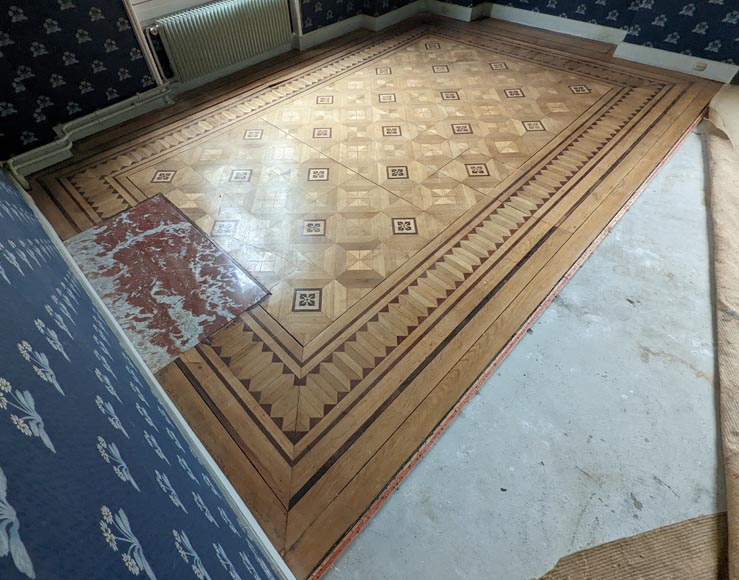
[30,15,720,579]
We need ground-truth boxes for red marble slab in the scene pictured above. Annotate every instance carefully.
[66,194,267,371]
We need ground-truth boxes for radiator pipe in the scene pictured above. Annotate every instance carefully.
[121,0,166,87]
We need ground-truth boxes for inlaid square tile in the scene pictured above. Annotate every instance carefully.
[308,168,330,181]
[387,166,409,180]
[523,121,546,132]
[451,123,473,135]
[302,219,326,236]
[122,32,614,345]
[570,85,591,94]
[269,147,296,162]
[343,144,370,161]
[211,220,239,236]
[253,191,287,210]
[261,167,295,185]
[440,154,515,196]
[345,249,379,272]
[292,288,322,312]
[546,102,570,113]
[392,217,418,235]
[504,88,525,98]
[152,170,176,183]
[465,163,490,177]
[395,174,486,216]
[230,169,253,182]
[382,126,402,137]
[199,149,223,161]
[494,141,520,154]
[343,108,369,122]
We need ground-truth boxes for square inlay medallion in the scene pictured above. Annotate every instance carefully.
[152,170,176,183]
[386,166,409,179]
[316,95,334,104]
[308,168,330,181]
[425,42,441,50]
[382,126,402,137]
[432,65,449,73]
[378,93,397,103]
[229,169,253,182]
[243,129,263,140]
[392,217,418,235]
[292,288,322,312]
[376,67,392,75]
[313,128,332,138]
[211,220,238,236]
[465,163,490,177]
[440,91,460,101]
[523,121,546,132]
[570,85,591,94]
[504,88,525,98]
[489,62,508,70]
[451,123,473,135]
[302,219,326,236]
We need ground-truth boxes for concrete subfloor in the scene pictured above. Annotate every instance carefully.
[323,130,725,580]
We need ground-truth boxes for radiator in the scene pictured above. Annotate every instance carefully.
[156,0,293,83]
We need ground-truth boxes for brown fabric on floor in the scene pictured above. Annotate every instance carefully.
[707,86,739,580]
[709,85,739,149]
[537,87,739,580]
[537,513,728,580]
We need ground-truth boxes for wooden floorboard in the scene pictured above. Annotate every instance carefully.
[30,15,720,579]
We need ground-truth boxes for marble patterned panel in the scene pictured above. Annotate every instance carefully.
[65,195,267,371]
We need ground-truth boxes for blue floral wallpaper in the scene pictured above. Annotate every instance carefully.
[301,0,362,34]
[301,0,737,65]
[500,0,738,64]
[0,2,155,160]
[0,170,282,580]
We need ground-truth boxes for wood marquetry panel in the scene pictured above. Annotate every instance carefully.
[31,15,720,580]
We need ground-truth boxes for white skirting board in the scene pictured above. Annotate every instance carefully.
[489,4,626,44]
[297,0,480,50]
[7,170,298,580]
[5,86,175,179]
[489,5,737,83]
[615,42,738,84]
[294,2,738,82]
[4,40,292,179]
[8,2,737,178]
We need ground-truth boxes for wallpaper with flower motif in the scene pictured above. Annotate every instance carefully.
[500,0,738,64]
[302,0,737,64]
[0,1,155,160]
[0,170,282,579]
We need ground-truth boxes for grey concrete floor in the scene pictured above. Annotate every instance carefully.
[323,130,725,580]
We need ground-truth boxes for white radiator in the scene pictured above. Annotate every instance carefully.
[156,0,293,83]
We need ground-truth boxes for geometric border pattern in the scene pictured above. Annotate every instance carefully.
[30,17,719,580]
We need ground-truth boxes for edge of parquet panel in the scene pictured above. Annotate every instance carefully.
[282,80,718,580]
[28,14,723,580]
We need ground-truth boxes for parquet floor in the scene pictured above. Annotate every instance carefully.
[30,16,719,579]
